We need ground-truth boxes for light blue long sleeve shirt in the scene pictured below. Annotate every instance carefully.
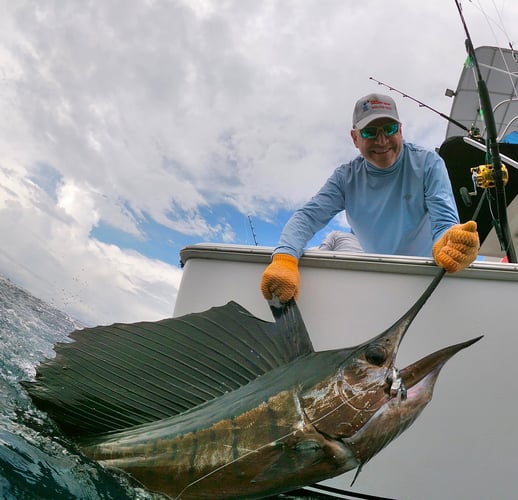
[274,142,459,259]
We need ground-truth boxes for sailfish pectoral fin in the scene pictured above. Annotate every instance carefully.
[253,432,356,482]
[252,439,327,482]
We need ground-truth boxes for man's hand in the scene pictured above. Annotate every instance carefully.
[433,221,480,273]
[260,254,300,302]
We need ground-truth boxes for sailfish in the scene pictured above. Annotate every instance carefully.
[23,271,481,499]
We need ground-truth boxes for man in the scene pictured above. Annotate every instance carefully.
[261,93,479,302]
[319,230,363,252]
[318,231,363,253]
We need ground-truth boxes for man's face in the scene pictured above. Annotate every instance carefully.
[351,118,403,168]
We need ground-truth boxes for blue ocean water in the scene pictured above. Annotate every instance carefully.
[0,275,162,500]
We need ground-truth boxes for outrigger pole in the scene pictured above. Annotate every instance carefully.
[454,0,517,262]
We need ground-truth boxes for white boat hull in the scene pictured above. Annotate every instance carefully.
[175,244,518,500]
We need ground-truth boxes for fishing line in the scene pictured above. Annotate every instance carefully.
[472,0,518,98]
[176,396,352,497]
[177,384,384,498]
[454,0,517,262]
[472,0,515,46]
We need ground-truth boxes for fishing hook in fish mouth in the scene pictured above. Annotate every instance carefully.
[386,366,407,400]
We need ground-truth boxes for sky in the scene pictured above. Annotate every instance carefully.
[1,0,517,326]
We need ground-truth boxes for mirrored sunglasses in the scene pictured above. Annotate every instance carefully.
[360,122,400,139]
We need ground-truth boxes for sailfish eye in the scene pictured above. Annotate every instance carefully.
[365,345,387,366]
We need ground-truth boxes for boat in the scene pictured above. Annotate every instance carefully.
[440,45,518,258]
[173,45,518,499]
[23,44,518,500]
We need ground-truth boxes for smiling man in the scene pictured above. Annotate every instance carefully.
[261,93,480,303]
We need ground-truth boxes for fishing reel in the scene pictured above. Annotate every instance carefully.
[471,163,509,189]
[460,163,509,206]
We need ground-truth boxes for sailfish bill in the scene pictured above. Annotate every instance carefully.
[22,272,481,499]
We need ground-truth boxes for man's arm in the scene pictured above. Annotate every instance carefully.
[273,169,346,258]
[261,168,347,301]
[423,152,460,241]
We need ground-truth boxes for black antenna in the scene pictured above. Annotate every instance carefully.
[247,215,258,246]
[454,0,517,262]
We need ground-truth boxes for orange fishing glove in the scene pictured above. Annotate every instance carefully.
[432,221,480,273]
[260,253,300,302]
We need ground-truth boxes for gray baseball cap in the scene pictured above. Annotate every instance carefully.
[352,93,400,129]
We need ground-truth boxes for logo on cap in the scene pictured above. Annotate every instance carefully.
[362,98,393,112]
[353,93,399,129]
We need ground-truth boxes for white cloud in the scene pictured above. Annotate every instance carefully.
[0,161,181,325]
[57,180,100,230]
[0,0,517,322]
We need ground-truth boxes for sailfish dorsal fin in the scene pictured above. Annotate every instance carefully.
[22,300,313,437]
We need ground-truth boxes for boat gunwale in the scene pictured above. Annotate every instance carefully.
[179,243,518,282]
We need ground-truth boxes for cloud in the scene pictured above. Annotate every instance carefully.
[0,160,181,325]
[0,0,517,323]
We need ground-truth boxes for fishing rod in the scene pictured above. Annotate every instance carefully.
[371,73,511,263]
[248,215,259,246]
[306,482,399,500]
[369,76,494,216]
[454,0,517,262]
[369,76,471,134]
